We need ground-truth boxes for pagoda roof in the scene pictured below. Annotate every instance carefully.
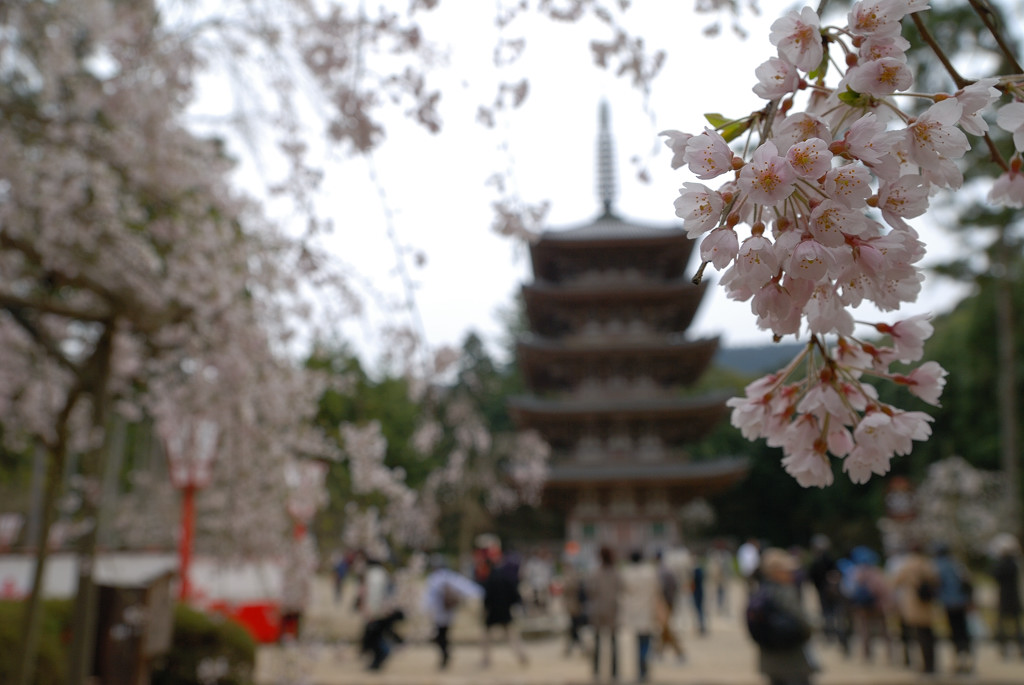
[521,277,702,300]
[543,456,749,490]
[520,278,708,338]
[529,212,696,283]
[536,211,688,244]
[517,335,720,391]
[507,393,730,446]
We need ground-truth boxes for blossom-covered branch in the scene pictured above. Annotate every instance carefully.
[663,0,1024,486]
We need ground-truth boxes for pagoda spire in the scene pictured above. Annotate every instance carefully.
[596,100,618,217]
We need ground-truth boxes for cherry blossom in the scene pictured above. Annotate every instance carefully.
[657,0,1024,486]
[684,128,738,180]
[737,141,797,205]
[674,182,725,237]
[753,57,802,100]
[954,78,1001,136]
[989,165,1024,208]
[846,56,914,96]
[660,130,694,169]
[787,138,833,179]
[996,102,1024,151]
[769,6,823,73]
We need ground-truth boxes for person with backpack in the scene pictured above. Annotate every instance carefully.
[560,557,590,657]
[422,553,483,670]
[587,545,623,684]
[845,546,893,664]
[934,543,974,673]
[891,541,940,674]
[747,547,816,685]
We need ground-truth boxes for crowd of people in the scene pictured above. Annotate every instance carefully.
[743,532,1024,683]
[327,532,1024,683]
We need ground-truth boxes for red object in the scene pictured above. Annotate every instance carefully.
[178,484,196,601]
[206,600,282,644]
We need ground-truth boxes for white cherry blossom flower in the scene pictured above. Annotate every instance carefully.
[753,57,801,100]
[804,285,855,335]
[889,410,933,447]
[810,200,865,246]
[905,99,969,176]
[989,167,1024,208]
[878,174,929,230]
[774,112,833,149]
[858,35,911,62]
[674,182,724,237]
[823,165,874,209]
[659,130,693,169]
[700,227,739,269]
[734,234,779,287]
[684,128,736,179]
[781,424,835,487]
[848,0,908,38]
[846,56,913,96]
[874,313,933,362]
[737,141,797,205]
[769,6,823,73]
[786,138,832,178]
[836,112,897,166]
[997,102,1024,151]
[898,360,948,406]
[788,238,834,282]
[752,277,808,337]
[954,78,1000,136]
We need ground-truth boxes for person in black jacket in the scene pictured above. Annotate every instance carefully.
[752,548,817,685]
[360,608,405,671]
[480,552,529,668]
[991,534,1024,659]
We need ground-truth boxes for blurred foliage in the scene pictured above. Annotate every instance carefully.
[150,604,256,685]
[305,343,428,550]
[0,600,72,685]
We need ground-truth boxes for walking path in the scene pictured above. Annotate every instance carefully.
[254,576,1024,685]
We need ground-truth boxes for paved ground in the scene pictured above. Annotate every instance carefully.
[254,576,1024,685]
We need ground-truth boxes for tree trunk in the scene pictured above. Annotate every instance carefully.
[16,444,67,685]
[67,326,115,685]
[995,232,1021,536]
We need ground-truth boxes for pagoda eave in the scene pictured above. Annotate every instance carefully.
[507,394,730,446]
[543,457,749,490]
[517,335,720,390]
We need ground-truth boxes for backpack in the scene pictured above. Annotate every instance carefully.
[916,578,937,602]
[746,587,809,650]
[441,581,462,611]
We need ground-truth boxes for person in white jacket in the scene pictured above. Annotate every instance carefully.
[421,554,484,670]
[619,549,661,683]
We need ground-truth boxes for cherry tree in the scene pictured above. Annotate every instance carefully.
[878,456,1003,558]
[0,2,338,681]
[334,340,550,559]
[662,0,1024,488]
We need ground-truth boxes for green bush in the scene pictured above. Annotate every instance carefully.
[0,598,255,685]
[0,599,73,685]
[151,603,256,685]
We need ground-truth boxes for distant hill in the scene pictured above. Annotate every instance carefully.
[714,342,804,376]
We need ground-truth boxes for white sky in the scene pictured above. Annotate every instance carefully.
[202,1,972,366]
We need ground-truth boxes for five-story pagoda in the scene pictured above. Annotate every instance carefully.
[507,103,747,559]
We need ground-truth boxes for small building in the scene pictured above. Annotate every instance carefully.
[507,103,747,560]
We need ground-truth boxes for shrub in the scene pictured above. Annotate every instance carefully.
[0,599,73,685]
[151,603,256,685]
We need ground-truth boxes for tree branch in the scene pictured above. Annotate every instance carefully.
[910,13,968,90]
[968,0,1024,75]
